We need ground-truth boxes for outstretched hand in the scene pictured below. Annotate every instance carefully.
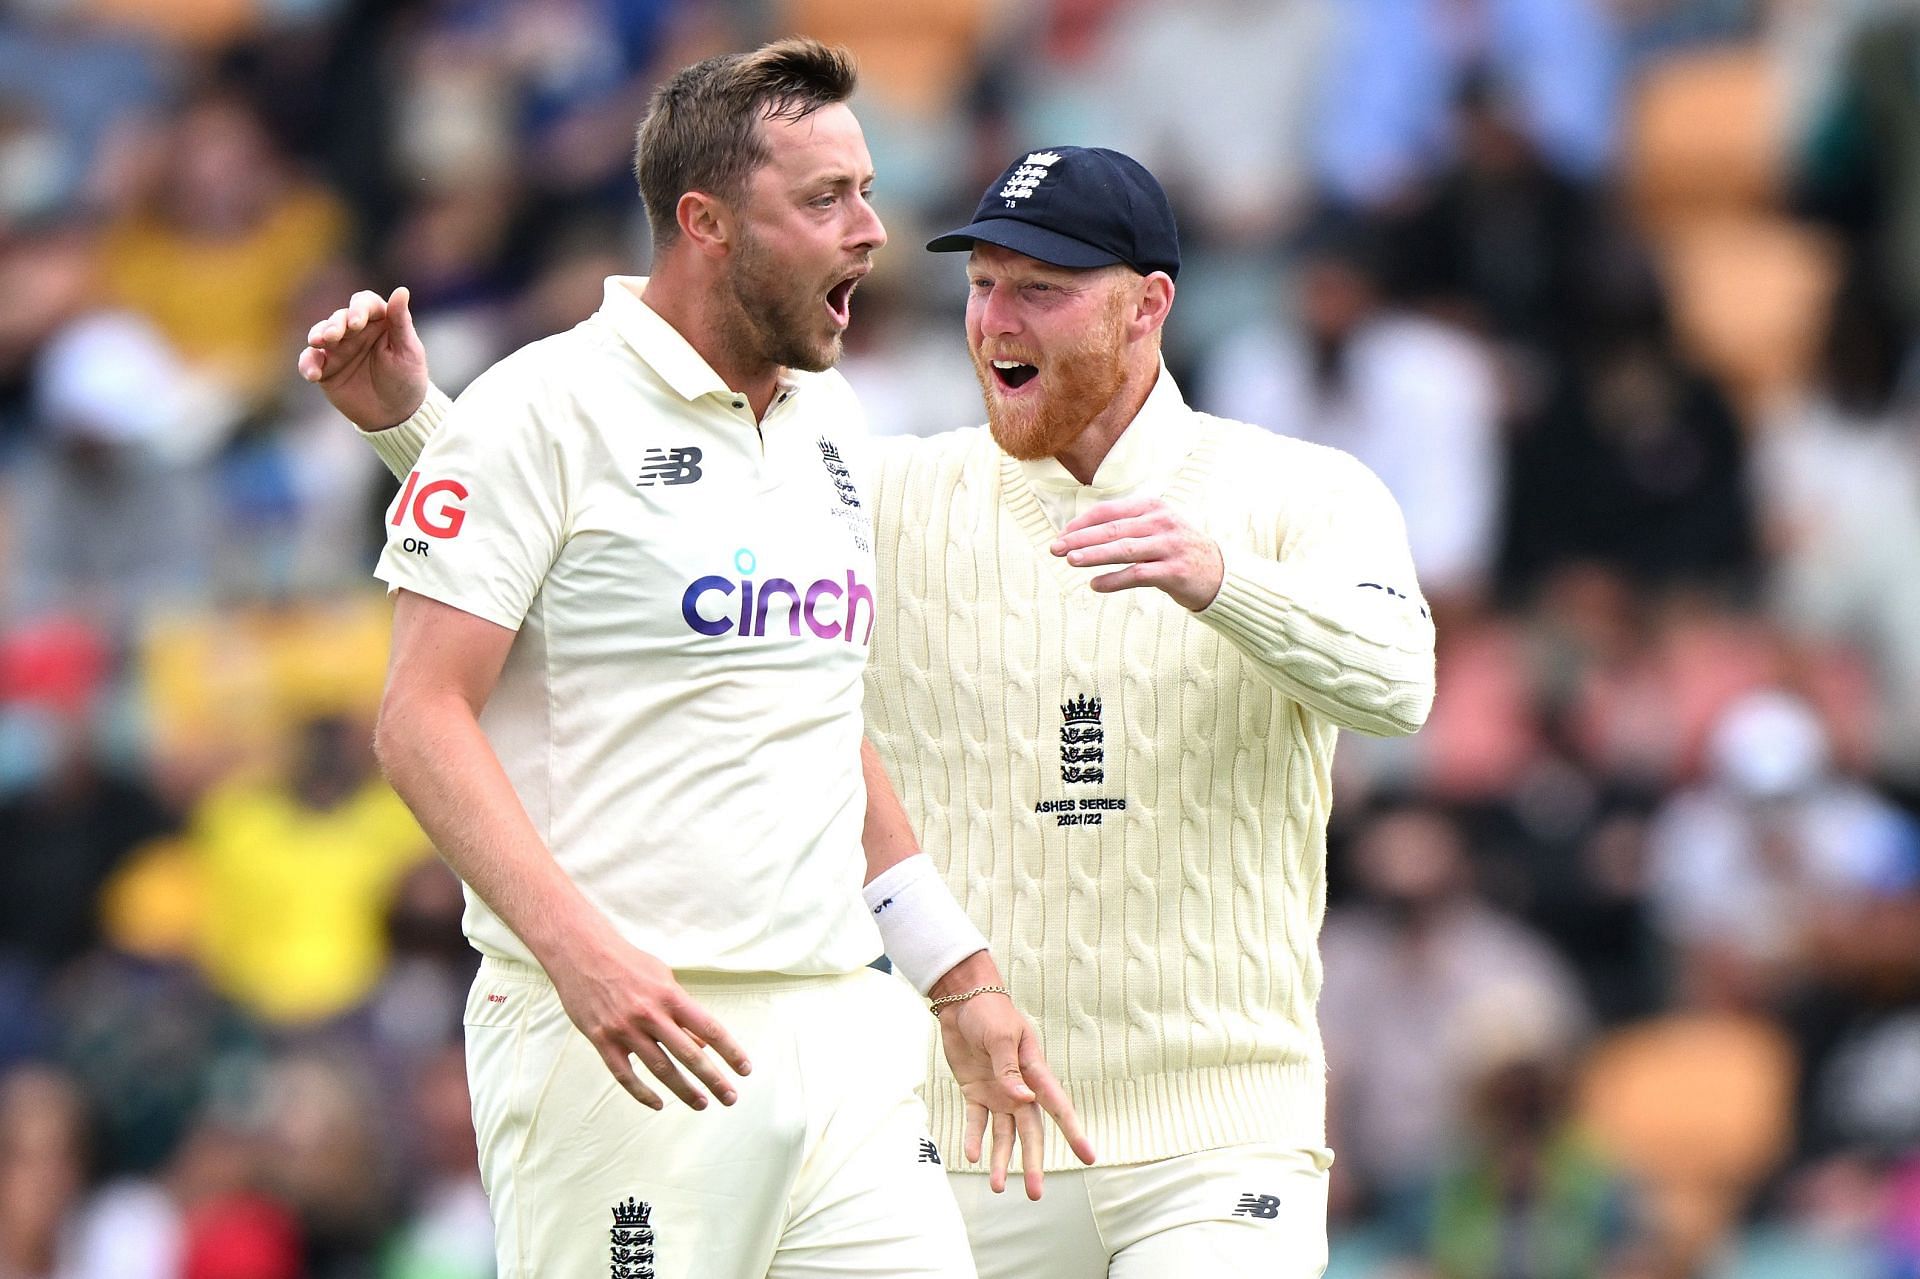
[297,286,431,431]
[936,982,1094,1199]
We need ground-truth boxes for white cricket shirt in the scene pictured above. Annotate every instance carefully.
[377,277,883,976]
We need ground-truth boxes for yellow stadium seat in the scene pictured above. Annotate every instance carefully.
[1578,1012,1797,1271]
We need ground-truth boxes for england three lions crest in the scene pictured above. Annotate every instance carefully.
[610,1197,653,1279]
[1060,694,1104,785]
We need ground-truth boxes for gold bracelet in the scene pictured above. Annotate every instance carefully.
[928,984,1009,1017]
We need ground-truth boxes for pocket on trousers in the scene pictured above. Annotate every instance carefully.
[463,970,540,1200]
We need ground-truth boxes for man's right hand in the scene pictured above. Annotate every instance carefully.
[297,286,430,431]
[546,934,754,1113]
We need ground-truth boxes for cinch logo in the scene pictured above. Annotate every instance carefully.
[392,470,470,538]
[680,548,874,644]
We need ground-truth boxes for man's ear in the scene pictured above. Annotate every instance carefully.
[677,191,733,258]
[1130,272,1175,341]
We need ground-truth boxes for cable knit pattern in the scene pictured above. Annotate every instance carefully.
[357,382,450,477]
[863,412,1435,1171]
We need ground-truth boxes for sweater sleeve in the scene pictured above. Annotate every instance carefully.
[1194,449,1436,737]
[358,383,453,479]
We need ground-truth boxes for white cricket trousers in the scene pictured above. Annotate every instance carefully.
[464,957,977,1278]
[949,1142,1334,1279]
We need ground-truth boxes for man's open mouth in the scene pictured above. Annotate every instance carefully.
[991,359,1039,389]
[826,276,860,327]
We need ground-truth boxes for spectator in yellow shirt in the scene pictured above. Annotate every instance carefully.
[189,715,429,1026]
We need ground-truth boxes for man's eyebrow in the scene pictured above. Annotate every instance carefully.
[797,170,875,192]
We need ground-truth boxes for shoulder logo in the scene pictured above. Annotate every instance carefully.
[917,1137,942,1165]
[392,470,470,539]
[1233,1192,1281,1219]
[1060,694,1104,784]
[636,447,703,487]
[610,1197,653,1279]
[1356,581,1429,620]
[1000,151,1063,207]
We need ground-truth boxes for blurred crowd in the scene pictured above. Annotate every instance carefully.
[2,0,1919,1276]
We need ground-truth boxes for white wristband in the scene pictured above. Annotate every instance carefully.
[862,854,988,995]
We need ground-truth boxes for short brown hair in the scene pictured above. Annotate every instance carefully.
[634,38,858,248]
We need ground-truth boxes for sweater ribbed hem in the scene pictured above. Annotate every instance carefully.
[925,1059,1327,1172]
[360,383,451,480]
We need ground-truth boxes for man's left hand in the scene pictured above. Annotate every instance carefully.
[932,957,1093,1198]
[1050,496,1224,611]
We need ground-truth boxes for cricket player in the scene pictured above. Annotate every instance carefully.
[298,42,1089,1279]
[313,146,1435,1276]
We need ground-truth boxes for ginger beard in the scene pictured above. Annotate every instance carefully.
[723,221,856,374]
[971,286,1130,461]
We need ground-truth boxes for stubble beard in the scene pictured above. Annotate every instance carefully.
[724,227,843,374]
[973,295,1128,461]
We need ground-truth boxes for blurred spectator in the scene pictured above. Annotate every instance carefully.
[378,1047,491,1279]
[1203,222,1504,609]
[1646,688,1920,1008]
[0,1065,89,1279]
[0,8,174,223]
[0,617,174,1060]
[1796,6,1920,339]
[1312,0,1624,207]
[1320,803,1592,1243]
[7,311,221,627]
[0,7,1916,1276]
[99,90,347,410]
[1578,1010,1799,1274]
[179,1192,303,1279]
[1384,72,1610,368]
[1426,1027,1647,1279]
[259,1054,391,1274]
[361,861,475,1093]
[0,224,95,450]
[1018,0,1339,248]
[64,1115,279,1279]
[1501,325,1758,594]
[48,949,257,1177]
[187,715,430,1027]
[1755,267,1920,780]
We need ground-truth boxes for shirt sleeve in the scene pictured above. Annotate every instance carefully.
[358,382,453,479]
[373,365,567,632]
[1195,447,1436,737]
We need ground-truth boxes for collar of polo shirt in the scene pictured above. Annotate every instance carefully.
[599,276,802,408]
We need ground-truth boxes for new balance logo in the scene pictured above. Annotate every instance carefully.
[917,1138,942,1165]
[1233,1193,1281,1219]
[636,447,704,487]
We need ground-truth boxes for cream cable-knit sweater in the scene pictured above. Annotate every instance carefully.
[369,369,1436,1171]
[862,370,1434,1171]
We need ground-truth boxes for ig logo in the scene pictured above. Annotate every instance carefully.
[392,470,470,555]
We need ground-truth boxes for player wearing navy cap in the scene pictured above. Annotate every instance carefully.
[311,140,1434,1278]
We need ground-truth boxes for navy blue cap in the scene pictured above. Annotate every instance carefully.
[927,146,1180,280]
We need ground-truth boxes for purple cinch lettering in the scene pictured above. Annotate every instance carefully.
[804,578,843,639]
[754,578,801,636]
[680,576,735,635]
[843,571,874,644]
